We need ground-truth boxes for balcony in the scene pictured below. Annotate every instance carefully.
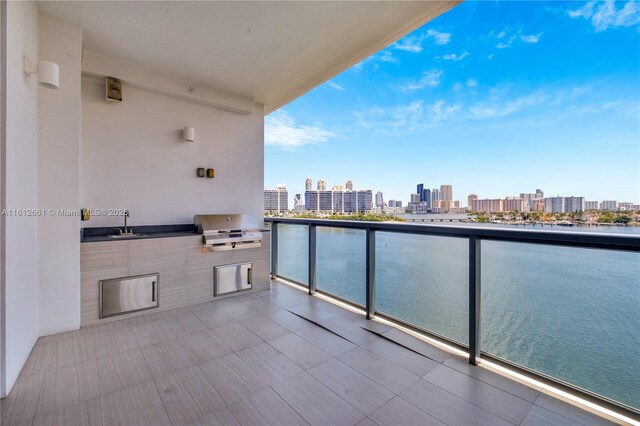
[1,278,622,425]
[3,1,638,425]
[268,217,640,424]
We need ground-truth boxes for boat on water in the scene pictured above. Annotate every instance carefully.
[556,221,575,227]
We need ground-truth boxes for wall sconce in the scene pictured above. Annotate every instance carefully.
[182,127,195,142]
[24,56,59,89]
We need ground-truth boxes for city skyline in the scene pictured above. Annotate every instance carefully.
[267,177,637,210]
[264,1,640,204]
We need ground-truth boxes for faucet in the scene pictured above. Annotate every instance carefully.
[116,210,131,235]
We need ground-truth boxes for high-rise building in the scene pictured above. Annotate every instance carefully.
[564,197,585,212]
[423,188,431,209]
[305,178,313,191]
[417,184,424,202]
[410,193,420,203]
[600,200,617,210]
[544,197,565,213]
[264,185,288,212]
[294,194,305,212]
[344,191,357,213]
[532,199,545,211]
[471,199,503,213]
[357,190,373,212]
[304,179,373,213]
[375,191,384,207]
[618,202,635,211]
[467,194,478,209]
[519,193,538,210]
[440,185,452,201]
[585,201,599,210]
[345,181,353,191]
[318,190,333,211]
[305,191,318,211]
[431,189,440,206]
[536,189,544,199]
[503,197,524,212]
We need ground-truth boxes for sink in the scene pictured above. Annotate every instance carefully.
[107,233,148,239]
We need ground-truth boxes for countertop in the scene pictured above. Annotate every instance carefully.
[81,224,198,242]
[81,224,269,243]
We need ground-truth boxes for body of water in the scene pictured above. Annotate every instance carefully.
[276,221,640,410]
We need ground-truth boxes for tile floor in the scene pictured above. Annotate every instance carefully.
[1,281,615,426]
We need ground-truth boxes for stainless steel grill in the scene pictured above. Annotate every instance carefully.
[194,214,262,252]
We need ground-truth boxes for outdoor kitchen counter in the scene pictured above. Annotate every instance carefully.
[81,224,269,242]
[80,225,271,326]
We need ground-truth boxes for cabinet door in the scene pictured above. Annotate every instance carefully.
[214,263,252,296]
[100,274,159,318]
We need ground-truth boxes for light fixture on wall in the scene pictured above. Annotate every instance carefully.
[24,56,59,89]
[182,126,195,142]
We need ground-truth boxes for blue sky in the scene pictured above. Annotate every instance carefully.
[264,0,640,206]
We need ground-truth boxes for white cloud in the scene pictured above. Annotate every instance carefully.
[393,35,424,53]
[520,32,543,43]
[441,52,470,61]
[426,29,452,45]
[469,92,549,119]
[496,35,516,49]
[492,29,543,48]
[355,101,424,131]
[487,54,494,60]
[355,99,460,132]
[568,2,594,18]
[400,69,442,91]
[568,0,640,31]
[429,100,461,123]
[350,50,396,71]
[466,78,478,87]
[392,28,451,53]
[378,51,398,63]
[327,82,345,92]
[265,111,335,149]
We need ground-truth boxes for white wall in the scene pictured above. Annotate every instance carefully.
[4,0,39,395]
[81,75,264,227]
[0,10,265,396]
[37,15,82,336]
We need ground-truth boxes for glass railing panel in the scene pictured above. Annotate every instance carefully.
[375,232,469,345]
[316,227,366,306]
[276,224,309,286]
[481,241,640,410]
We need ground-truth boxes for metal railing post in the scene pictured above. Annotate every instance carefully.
[469,235,481,365]
[308,224,317,295]
[270,222,278,279]
[366,228,376,319]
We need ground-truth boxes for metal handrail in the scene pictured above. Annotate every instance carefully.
[265,217,640,418]
[265,217,640,251]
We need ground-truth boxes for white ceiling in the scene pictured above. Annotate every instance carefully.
[36,1,459,114]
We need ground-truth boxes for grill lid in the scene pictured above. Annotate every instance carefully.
[194,214,260,234]
[194,214,262,252]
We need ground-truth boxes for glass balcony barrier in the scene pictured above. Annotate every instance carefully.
[268,218,639,414]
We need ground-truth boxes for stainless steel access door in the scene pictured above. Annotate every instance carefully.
[100,273,159,318]
[214,262,252,296]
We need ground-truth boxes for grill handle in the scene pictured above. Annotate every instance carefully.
[247,268,252,285]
